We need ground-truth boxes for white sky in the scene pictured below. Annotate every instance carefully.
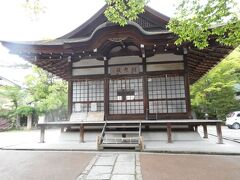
[0,0,176,41]
[0,0,240,84]
[0,0,177,84]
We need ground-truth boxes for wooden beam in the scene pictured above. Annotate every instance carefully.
[80,124,84,143]
[216,123,223,144]
[167,123,172,143]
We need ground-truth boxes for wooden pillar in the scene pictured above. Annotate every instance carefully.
[80,124,84,143]
[183,51,192,118]
[27,114,32,130]
[68,81,73,120]
[142,57,149,120]
[104,59,109,121]
[216,123,223,144]
[202,124,208,138]
[40,125,45,143]
[167,123,172,143]
[67,60,73,120]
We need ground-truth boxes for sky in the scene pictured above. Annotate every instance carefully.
[0,0,176,84]
[0,0,240,84]
[0,0,240,82]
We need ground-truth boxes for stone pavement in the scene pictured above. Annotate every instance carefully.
[77,153,142,180]
[0,150,240,180]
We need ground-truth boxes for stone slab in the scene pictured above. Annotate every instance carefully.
[117,154,135,162]
[113,162,135,174]
[95,156,116,166]
[111,175,135,180]
[87,165,112,180]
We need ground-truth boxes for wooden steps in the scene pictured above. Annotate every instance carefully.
[97,122,144,151]
[104,131,139,134]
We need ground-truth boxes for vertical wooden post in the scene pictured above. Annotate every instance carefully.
[40,125,45,143]
[80,124,84,143]
[142,57,149,121]
[68,81,73,120]
[104,76,109,121]
[203,124,208,138]
[104,59,109,121]
[167,123,172,143]
[216,122,223,144]
[183,52,192,118]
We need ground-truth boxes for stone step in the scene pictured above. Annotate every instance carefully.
[106,125,140,129]
[104,131,139,134]
[103,137,139,144]
[99,143,139,148]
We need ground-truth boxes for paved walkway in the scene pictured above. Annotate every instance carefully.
[0,150,94,180]
[77,153,142,180]
[140,153,240,180]
[0,150,240,180]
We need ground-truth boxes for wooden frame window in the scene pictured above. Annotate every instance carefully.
[72,80,104,112]
[148,74,186,113]
[109,77,144,115]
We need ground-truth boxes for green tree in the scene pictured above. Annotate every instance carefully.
[168,0,240,49]
[0,85,31,128]
[104,0,240,48]
[104,0,149,26]
[191,47,240,120]
[25,66,68,121]
[0,86,23,110]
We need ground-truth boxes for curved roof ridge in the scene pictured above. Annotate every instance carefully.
[58,4,170,40]
[58,5,107,39]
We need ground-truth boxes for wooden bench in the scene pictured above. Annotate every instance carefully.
[38,119,223,144]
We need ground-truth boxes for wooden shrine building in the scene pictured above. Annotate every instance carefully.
[1,6,233,122]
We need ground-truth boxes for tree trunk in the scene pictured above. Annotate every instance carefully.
[27,114,32,130]
[16,115,20,129]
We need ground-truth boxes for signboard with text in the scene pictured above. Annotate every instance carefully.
[110,65,140,75]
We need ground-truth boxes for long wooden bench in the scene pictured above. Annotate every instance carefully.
[38,119,223,144]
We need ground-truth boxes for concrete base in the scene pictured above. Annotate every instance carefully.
[1,127,240,155]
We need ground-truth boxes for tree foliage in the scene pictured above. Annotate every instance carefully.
[191,47,240,120]
[0,86,24,110]
[0,85,30,126]
[25,66,68,121]
[168,0,240,49]
[23,0,46,20]
[0,66,68,124]
[104,0,149,26]
[104,0,240,48]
